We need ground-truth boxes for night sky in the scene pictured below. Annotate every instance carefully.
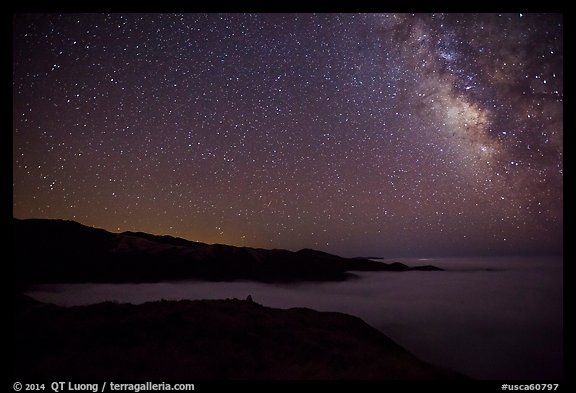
[13,13,563,257]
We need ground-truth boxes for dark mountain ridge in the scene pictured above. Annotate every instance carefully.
[13,295,464,380]
[13,218,441,287]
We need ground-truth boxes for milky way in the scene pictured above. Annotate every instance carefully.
[13,13,563,257]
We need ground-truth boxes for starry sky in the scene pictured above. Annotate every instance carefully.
[13,13,563,257]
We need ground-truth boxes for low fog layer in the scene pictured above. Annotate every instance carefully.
[28,256,563,379]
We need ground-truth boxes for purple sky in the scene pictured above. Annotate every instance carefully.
[13,13,563,257]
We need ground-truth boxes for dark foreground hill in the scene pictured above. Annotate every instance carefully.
[13,218,441,286]
[13,295,463,380]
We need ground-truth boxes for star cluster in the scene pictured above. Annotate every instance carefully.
[13,13,563,257]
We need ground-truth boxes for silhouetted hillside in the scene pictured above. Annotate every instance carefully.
[13,218,441,287]
[13,295,463,380]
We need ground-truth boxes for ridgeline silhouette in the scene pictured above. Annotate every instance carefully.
[14,218,441,287]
